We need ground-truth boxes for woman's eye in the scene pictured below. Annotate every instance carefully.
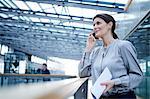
[93,22,101,26]
[96,22,101,25]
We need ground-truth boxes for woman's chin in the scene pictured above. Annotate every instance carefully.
[95,35,103,39]
[95,34,100,38]
[95,36,99,39]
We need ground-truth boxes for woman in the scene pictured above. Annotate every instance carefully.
[78,14,143,99]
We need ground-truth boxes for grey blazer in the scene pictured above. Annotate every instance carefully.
[78,39,143,93]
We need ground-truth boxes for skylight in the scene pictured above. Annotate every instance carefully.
[39,3,56,13]
[4,0,17,8]
[30,17,40,22]
[101,0,128,4]
[0,0,11,8]
[63,22,92,29]
[40,18,50,23]
[13,0,29,10]
[23,16,30,21]
[51,19,61,25]
[0,0,131,27]
[0,3,4,7]
[113,13,136,21]
[52,5,69,15]
[26,1,42,11]
[0,13,8,18]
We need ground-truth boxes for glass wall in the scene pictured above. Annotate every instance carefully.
[0,55,4,74]
[115,0,150,39]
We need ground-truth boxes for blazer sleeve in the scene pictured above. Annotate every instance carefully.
[78,51,92,77]
[112,41,143,89]
[78,47,97,77]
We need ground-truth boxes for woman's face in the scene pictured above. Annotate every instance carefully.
[93,17,110,39]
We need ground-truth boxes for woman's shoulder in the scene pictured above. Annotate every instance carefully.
[116,39,133,48]
[116,39,136,53]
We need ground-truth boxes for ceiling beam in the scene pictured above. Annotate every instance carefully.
[0,25,88,40]
[23,0,125,13]
[0,33,85,44]
[70,0,125,7]
[0,38,83,60]
[0,7,92,24]
[0,19,91,34]
[0,31,86,45]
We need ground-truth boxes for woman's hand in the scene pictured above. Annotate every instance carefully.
[101,80,115,93]
[85,33,96,52]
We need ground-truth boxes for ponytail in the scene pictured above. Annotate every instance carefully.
[112,32,119,39]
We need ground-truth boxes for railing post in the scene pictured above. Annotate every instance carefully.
[74,79,88,99]
[0,75,3,87]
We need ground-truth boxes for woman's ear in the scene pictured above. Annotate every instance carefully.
[108,21,113,29]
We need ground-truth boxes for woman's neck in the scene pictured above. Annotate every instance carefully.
[101,33,115,47]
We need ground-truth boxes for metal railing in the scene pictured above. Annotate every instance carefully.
[0,74,76,87]
[135,76,150,99]
[0,77,88,99]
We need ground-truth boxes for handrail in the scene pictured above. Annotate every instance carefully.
[135,76,150,99]
[0,77,88,99]
[0,74,77,87]
[123,9,150,39]
[124,0,133,11]
[0,73,76,78]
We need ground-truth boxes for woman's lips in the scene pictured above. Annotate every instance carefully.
[95,29,101,33]
[95,30,100,34]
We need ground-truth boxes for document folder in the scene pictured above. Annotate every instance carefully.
[91,67,112,99]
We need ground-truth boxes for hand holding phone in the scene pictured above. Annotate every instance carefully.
[85,32,96,52]
[92,32,98,39]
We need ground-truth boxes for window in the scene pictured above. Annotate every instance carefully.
[31,55,46,64]
[1,45,8,55]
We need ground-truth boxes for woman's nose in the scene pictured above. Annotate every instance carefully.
[94,25,98,30]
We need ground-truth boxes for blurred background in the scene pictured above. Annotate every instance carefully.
[0,0,149,99]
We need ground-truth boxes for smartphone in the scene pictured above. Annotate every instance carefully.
[92,32,98,39]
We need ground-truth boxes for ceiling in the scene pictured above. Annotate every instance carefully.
[0,0,149,60]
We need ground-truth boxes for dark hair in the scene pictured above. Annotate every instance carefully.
[93,14,119,39]
[43,63,47,67]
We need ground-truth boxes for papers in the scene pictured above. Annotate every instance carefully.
[91,67,112,99]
